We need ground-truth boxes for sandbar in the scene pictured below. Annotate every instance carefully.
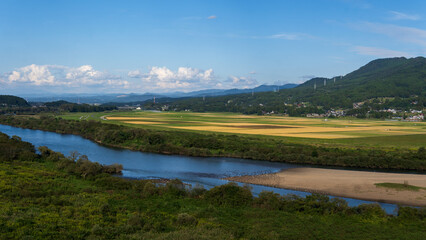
[226,167,426,206]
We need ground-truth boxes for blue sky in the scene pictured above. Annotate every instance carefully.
[1,0,425,95]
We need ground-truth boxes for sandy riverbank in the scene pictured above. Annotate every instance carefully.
[226,167,426,207]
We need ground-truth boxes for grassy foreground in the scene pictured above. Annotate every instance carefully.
[1,132,426,239]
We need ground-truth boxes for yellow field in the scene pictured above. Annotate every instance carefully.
[99,112,426,140]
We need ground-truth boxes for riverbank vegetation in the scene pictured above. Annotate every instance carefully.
[0,115,425,171]
[1,132,425,239]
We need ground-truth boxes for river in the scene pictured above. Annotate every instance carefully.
[0,124,399,214]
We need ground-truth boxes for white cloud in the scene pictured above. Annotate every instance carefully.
[128,66,260,91]
[353,46,411,58]
[389,11,420,21]
[65,65,119,85]
[127,70,143,78]
[8,64,56,86]
[4,64,126,88]
[129,66,219,91]
[2,64,261,93]
[207,15,217,19]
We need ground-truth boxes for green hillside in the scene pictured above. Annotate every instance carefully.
[295,57,426,106]
[0,95,30,107]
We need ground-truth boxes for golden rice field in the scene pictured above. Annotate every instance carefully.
[99,112,426,140]
[60,111,426,148]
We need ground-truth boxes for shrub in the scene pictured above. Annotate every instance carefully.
[189,184,207,198]
[94,175,133,190]
[142,181,158,197]
[176,213,197,226]
[103,163,123,174]
[253,191,282,210]
[355,203,386,217]
[204,182,252,207]
[398,206,426,220]
[165,179,187,197]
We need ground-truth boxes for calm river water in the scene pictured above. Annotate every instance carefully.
[0,124,399,214]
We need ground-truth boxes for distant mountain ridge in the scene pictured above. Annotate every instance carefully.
[25,83,298,104]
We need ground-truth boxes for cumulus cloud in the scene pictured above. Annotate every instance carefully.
[389,11,420,21]
[128,66,218,91]
[353,46,411,57]
[3,64,127,90]
[2,64,260,93]
[207,15,217,19]
[127,66,260,91]
[8,64,56,86]
[127,70,143,78]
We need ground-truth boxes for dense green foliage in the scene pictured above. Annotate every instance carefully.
[141,57,426,115]
[1,132,425,239]
[43,100,117,112]
[0,95,30,107]
[0,98,116,115]
[1,115,425,171]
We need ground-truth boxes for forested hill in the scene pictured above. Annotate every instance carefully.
[0,95,30,107]
[148,57,426,113]
[295,57,426,104]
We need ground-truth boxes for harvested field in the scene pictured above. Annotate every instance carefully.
[63,112,426,145]
[105,112,426,139]
[167,124,420,139]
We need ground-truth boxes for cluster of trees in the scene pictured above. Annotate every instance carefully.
[0,95,30,107]
[1,115,425,171]
[1,131,425,239]
[0,99,116,115]
[43,100,117,112]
